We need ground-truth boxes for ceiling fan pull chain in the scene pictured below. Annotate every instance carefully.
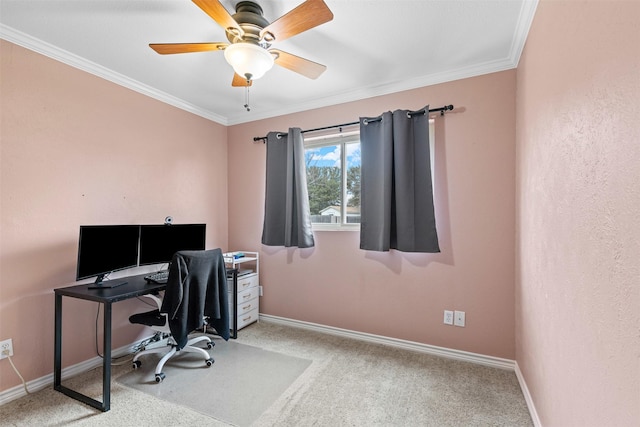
[244,84,251,112]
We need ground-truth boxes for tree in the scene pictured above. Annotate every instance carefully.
[306,165,341,214]
[346,165,361,207]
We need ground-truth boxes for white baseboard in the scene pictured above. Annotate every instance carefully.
[259,314,516,370]
[515,361,542,427]
[0,340,145,406]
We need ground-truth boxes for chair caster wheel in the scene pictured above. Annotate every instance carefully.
[132,360,141,369]
[206,358,214,367]
[207,341,215,349]
[155,373,165,383]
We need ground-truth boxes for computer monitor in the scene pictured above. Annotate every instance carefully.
[138,224,206,266]
[76,225,140,287]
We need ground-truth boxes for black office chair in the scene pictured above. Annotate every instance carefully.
[129,249,230,383]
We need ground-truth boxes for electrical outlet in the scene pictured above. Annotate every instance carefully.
[444,310,454,325]
[259,285,263,297]
[454,311,466,327]
[0,339,13,359]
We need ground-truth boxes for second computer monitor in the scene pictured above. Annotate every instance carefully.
[139,224,206,265]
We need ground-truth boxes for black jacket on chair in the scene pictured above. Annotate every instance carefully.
[160,249,230,349]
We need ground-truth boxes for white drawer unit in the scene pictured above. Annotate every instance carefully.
[224,251,260,338]
[227,272,259,333]
[236,307,259,330]
[236,289,259,316]
[236,273,259,294]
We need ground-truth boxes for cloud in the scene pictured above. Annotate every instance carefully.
[320,150,340,162]
[306,146,340,167]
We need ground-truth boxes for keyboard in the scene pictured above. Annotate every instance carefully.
[144,270,169,284]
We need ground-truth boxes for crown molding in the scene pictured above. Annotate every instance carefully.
[0,24,229,126]
[225,55,519,125]
[226,0,538,125]
[509,0,539,67]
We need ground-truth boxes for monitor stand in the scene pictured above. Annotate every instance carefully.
[87,274,128,289]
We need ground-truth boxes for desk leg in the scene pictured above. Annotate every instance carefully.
[232,271,238,339]
[53,296,110,412]
[103,302,111,411]
[54,294,62,389]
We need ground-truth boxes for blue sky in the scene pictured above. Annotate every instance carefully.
[305,142,361,168]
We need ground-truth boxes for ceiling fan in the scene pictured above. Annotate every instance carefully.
[149,0,334,88]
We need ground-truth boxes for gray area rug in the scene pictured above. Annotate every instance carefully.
[117,339,312,427]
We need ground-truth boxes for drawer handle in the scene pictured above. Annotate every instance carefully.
[242,282,250,288]
[242,315,252,322]
[242,294,251,300]
[242,304,252,310]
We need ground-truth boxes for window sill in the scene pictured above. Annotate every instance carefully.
[312,224,360,232]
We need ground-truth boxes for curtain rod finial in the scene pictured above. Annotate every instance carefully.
[441,104,454,116]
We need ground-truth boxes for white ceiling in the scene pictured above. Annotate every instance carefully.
[0,0,538,125]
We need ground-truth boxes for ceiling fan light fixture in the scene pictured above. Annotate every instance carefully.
[224,43,274,81]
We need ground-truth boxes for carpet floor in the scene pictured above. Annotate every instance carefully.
[0,319,532,426]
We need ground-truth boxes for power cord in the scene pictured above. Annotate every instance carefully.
[131,333,165,354]
[93,303,135,364]
[3,351,30,395]
[94,302,102,358]
[136,296,158,308]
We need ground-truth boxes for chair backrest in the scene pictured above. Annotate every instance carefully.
[160,248,230,348]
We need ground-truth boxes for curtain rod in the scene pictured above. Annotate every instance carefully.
[253,104,454,143]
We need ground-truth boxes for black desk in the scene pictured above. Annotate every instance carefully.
[54,273,166,412]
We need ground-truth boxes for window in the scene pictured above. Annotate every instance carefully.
[304,132,361,229]
[304,119,434,231]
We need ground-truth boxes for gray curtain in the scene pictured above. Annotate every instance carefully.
[359,107,440,252]
[261,128,315,248]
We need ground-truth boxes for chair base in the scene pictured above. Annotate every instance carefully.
[132,335,215,382]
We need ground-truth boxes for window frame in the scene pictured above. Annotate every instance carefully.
[304,131,361,231]
[303,119,435,232]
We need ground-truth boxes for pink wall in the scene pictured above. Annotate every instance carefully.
[0,41,229,391]
[228,70,517,359]
[515,1,640,426]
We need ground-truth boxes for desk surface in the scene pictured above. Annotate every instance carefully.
[54,273,166,303]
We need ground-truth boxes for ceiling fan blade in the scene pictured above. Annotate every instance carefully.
[260,0,333,43]
[232,73,253,87]
[192,0,243,37]
[271,49,327,79]
[149,42,228,55]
